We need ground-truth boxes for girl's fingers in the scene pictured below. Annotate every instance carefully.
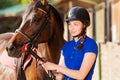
[32,48,42,57]
[32,48,37,52]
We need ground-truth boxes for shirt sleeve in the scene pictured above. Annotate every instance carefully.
[84,40,98,55]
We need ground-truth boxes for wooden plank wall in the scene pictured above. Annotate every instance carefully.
[100,42,120,80]
[112,0,120,43]
[96,2,105,43]
[87,8,94,38]
[92,0,120,80]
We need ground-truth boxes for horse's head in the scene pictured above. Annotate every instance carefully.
[6,0,64,58]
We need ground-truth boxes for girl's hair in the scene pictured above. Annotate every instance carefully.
[76,25,87,50]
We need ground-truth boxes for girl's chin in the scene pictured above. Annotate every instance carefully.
[72,34,78,36]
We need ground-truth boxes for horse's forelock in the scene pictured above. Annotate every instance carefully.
[21,2,36,26]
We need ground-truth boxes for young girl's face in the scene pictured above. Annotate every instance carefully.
[67,20,83,37]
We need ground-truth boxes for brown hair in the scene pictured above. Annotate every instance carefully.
[76,25,87,50]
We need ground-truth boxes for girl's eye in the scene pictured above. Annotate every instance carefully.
[67,23,71,26]
[67,22,70,25]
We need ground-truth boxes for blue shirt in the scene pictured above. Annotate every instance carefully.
[61,36,98,80]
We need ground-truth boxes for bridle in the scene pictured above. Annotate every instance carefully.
[15,10,49,44]
[15,0,52,43]
[15,5,56,80]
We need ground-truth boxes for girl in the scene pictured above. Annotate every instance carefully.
[35,6,98,80]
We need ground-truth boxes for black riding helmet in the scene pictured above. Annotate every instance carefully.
[66,6,90,27]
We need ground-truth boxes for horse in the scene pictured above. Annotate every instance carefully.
[6,0,65,80]
[0,32,17,80]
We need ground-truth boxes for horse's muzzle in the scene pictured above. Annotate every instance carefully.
[6,43,21,58]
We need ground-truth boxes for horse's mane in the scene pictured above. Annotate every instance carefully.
[49,4,64,34]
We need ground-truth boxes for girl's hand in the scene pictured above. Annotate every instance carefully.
[42,62,57,71]
[32,48,63,79]
[32,48,42,57]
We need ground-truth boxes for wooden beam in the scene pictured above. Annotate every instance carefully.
[78,0,98,5]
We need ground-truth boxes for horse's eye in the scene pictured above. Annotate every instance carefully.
[32,15,41,24]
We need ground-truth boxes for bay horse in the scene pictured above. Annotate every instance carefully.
[6,0,65,80]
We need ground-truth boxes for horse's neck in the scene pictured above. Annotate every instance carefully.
[49,34,64,50]
[37,34,65,63]
[47,34,65,63]
[38,43,49,57]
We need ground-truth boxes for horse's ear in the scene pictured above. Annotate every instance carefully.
[40,0,47,6]
[30,0,35,2]
[30,0,47,6]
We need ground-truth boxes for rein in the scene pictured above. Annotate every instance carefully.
[23,43,56,80]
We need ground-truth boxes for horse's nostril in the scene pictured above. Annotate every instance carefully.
[6,47,8,52]
[7,44,15,51]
